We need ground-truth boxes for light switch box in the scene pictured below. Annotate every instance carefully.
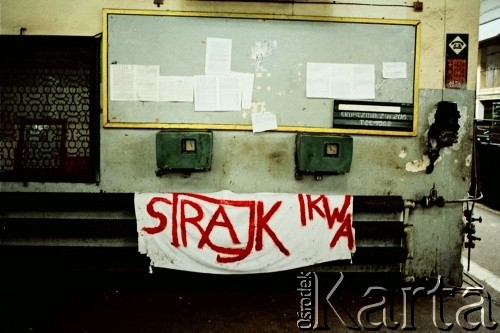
[295,133,353,179]
[155,130,213,176]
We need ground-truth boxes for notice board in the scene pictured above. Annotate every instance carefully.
[102,9,420,136]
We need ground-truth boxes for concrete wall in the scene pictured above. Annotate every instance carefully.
[0,0,480,285]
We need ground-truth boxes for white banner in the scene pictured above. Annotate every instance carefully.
[135,191,355,274]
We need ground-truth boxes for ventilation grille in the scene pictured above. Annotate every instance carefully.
[0,36,100,183]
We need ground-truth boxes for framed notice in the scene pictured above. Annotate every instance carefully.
[102,9,421,136]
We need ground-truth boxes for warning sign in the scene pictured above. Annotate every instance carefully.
[445,34,468,89]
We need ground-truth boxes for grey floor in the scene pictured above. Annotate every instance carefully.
[0,204,498,332]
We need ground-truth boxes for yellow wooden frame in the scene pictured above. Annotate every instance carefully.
[102,9,421,136]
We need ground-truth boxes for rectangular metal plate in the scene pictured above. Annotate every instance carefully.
[156,130,212,171]
[295,134,353,174]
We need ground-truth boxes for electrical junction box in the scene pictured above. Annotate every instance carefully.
[295,133,353,180]
[155,130,213,177]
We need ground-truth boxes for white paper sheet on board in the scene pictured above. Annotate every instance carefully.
[194,75,242,111]
[205,37,232,75]
[306,63,331,98]
[306,62,375,100]
[110,64,136,101]
[232,72,255,109]
[218,75,242,111]
[330,64,353,99]
[382,62,407,79]
[194,75,218,111]
[251,111,277,133]
[349,64,375,99]
[135,65,160,102]
[158,76,194,102]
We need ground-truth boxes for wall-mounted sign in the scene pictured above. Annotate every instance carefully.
[445,34,468,89]
[333,100,414,132]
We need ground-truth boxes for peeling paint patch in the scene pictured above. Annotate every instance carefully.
[425,102,468,172]
[251,39,277,72]
[399,147,407,158]
[255,72,263,78]
[428,108,437,126]
[266,86,271,92]
[465,154,472,167]
[454,106,468,149]
[287,64,304,88]
[406,155,431,172]
[242,111,248,119]
[251,101,267,113]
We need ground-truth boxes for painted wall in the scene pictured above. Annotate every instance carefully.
[0,0,480,285]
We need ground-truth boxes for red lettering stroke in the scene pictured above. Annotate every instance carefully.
[143,193,289,263]
[298,194,355,252]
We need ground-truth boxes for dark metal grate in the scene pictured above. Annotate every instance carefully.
[0,36,100,183]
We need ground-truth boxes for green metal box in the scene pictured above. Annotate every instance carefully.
[295,133,353,178]
[155,130,213,176]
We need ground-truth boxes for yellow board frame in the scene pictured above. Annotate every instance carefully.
[102,9,421,136]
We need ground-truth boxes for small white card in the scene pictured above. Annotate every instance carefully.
[251,112,278,133]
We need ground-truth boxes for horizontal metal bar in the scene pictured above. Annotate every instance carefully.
[1,218,137,238]
[0,192,134,212]
[353,196,405,213]
[352,247,407,264]
[1,193,405,213]
[352,221,404,238]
